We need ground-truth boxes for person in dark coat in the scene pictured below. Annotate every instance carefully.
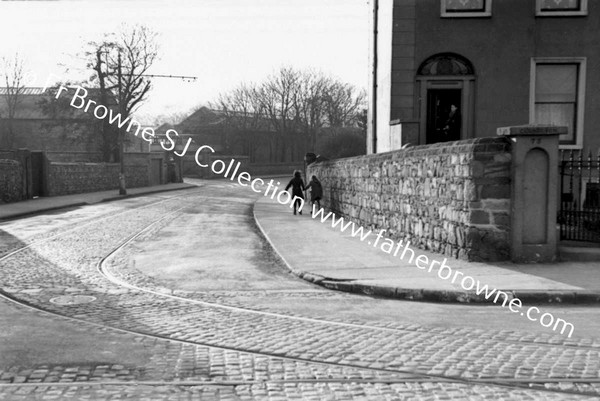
[285,170,306,215]
[442,104,461,141]
[305,175,323,211]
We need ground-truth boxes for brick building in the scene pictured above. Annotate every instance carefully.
[173,107,280,164]
[0,87,103,153]
[368,0,600,153]
[0,87,148,158]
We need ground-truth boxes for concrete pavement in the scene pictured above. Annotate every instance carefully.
[254,194,600,304]
[0,182,197,221]
[2,179,600,399]
[3,178,600,305]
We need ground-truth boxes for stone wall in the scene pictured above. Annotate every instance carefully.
[308,137,512,262]
[0,150,16,160]
[46,163,149,196]
[247,162,304,177]
[45,152,104,163]
[0,159,24,203]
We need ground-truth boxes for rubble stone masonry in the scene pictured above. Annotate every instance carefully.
[0,159,24,203]
[47,162,149,196]
[308,137,513,262]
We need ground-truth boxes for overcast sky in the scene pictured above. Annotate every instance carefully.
[0,0,371,123]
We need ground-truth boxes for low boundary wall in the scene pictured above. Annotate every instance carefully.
[308,137,512,262]
[46,162,149,196]
[0,159,24,203]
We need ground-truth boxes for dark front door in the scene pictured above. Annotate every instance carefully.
[30,151,44,197]
[426,89,462,144]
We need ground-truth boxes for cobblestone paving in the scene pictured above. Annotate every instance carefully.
[0,382,592,401]
[1,185,599,399]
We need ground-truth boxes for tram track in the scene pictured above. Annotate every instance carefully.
[0,188,203,262]
[0,185,599,398]
[1,285,598,399]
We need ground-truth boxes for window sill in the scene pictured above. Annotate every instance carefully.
[536,11,588,17]
[441,12,492,18]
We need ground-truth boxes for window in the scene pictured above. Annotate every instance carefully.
[441,0,492,17]
[530,58,586,149]
[536,0,587,16]
[417,53,475,76]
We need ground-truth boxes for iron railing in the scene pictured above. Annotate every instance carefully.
[559,150,600,242]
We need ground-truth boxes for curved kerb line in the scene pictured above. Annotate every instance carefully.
[100,194,600,352]
[94,202,600,397]
[0,198,595,396]
[251,199,600,352]
[98,205,411,332]
[2,183,591,350]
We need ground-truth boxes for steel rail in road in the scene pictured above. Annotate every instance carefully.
[0,186,598,398]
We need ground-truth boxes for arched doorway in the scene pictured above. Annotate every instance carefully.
[416,53,475,144]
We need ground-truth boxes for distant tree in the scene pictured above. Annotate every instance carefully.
[212,67,366,162]
[84,24,159,161]
[0,54,26,149]
[255,67,304,161]
[212,83,267,160]
[322,83,367,133]
[293,70,329,154]
[37,83,108,152]
[356,108,368,135]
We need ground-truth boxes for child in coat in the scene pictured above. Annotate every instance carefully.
[285,170,306,215]
[305,175,323,211]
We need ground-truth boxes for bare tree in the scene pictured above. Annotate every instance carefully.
[213,67,367,162]
[293,70,329,153]
[37,82,107,153]
[1,54,26,149]
[86,46,119,161]
[85,24,159,161]
[323,82,366,130]
[256,67,303,162]
[212,83,268,160]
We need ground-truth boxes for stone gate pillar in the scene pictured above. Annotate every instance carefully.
[497,125,565,263]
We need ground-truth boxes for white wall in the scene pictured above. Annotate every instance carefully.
[367,0,393,154]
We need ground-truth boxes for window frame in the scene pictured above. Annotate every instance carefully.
[440,0,492,18]
[529,57,587,150]
[535,0,588,17]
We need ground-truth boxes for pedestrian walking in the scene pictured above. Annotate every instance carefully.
[305,175,323,211]
[285,170,306,215]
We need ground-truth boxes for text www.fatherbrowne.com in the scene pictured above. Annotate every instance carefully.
[51,80,575,339]
[309,206,575,338]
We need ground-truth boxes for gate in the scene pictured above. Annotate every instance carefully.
[30,151,45,197]
[559,150,600,242]
[149,158,163,186]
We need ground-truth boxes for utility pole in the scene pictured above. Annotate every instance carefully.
[113,51,197,196]
[117,52,126,195]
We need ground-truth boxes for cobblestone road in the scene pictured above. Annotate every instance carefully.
[0,181,599,400]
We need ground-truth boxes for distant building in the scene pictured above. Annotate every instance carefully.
[171,107,278,163]
[0,87,148,159]
[369,0,600,153]
[0,87,103,153]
